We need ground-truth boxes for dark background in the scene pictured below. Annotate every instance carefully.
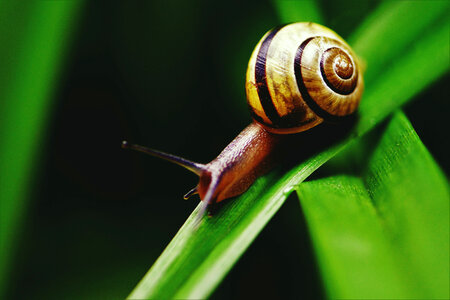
[7,1,448,299]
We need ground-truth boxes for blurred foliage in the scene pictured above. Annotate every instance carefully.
[0,1,84,297]
[0,0,448,299]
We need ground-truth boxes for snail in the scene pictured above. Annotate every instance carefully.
[122,22,364,222]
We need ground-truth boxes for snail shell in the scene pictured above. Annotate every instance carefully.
[246,22,364,134]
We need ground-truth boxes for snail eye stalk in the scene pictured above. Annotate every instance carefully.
[121,140,206,175]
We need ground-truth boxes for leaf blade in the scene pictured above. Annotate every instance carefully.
[298,175,412,299]
[297,112,449,299]
[357,17,450,134]
[0,1,84,296]
[349,0,450,85]
[271,0,323,24]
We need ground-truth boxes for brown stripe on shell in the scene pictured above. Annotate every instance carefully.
[254,26,284,125]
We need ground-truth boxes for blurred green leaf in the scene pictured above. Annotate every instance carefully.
[129,1,449,299]
[272,0,323,24]
[353,2,450,134]
[0,1,84,296]
[297,112,449,299]
[349,0,450,85]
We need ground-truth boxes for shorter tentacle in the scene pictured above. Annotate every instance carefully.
[183,186,198,200]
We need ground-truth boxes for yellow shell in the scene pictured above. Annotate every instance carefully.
[246,22,364,134]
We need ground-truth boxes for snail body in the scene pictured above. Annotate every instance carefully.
[122,22,364,221]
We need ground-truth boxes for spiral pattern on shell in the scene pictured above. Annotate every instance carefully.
[246,22,364,134]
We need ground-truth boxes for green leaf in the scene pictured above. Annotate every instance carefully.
[0,1,84,296]
[129,2,449,299]
[356,15,450,135]
[349,0,450,85]
[271,0,323,24]
[296,112,449,299]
